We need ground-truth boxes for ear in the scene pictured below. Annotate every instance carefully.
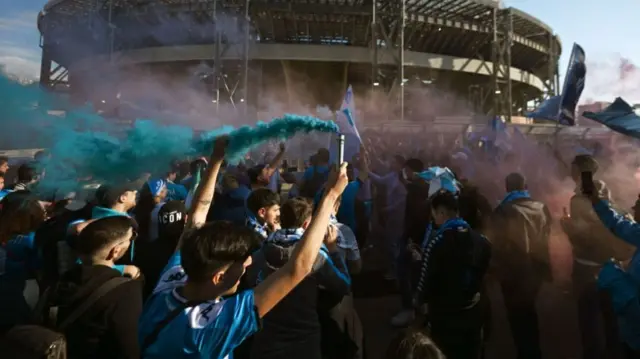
[118,194,128,204]
[301,217,312,230]
[257,207,266,218]
[211,270,226,286]
[106,245,121,261]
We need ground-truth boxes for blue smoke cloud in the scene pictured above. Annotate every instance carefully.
[0,72,337,192]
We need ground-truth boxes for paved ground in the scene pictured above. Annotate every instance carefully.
[354,235,582,359]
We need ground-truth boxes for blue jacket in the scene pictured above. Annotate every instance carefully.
[593,200,640,350]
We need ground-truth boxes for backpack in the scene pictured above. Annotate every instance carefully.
[299,167,328,199]
[0,277,131,359]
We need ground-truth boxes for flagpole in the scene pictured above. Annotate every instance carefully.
[399,0,405,122]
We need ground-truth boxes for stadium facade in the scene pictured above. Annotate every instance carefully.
[37,0,562,125]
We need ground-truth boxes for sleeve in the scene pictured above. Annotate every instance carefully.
[368,171,390,186]
[153,251,187,293]
[414,233,447,304]
[109,281,143,359]
[597,261,640,314]
[570,195,596,230]
[200,290,261,356]
[313,247,352,295]
[594,200,640,248]
[337,225,360,261]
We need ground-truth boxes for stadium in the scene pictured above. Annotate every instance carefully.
[35,0,610,138]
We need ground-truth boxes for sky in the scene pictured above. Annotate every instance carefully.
[1,0,639,101]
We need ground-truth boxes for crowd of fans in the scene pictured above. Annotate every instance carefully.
[0,127,638,359]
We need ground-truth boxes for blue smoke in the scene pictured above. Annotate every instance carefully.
[0,73,337,192]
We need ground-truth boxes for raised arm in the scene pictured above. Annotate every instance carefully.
[184,137,227,231]
[261,143,286,179]
[253,162,349,317]
[593,199,640,248]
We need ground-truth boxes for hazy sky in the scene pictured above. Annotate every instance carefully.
[1,0,638,101]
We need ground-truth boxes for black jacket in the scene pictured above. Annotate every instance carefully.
[416,226,492,311]
[46,264,142,359]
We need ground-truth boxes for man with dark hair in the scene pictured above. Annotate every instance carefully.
[180,158,208,190]
[9,162,38,192]
[248,143,286,192]
[492,172,552,359]
[0,156,9,175]
[414,190,492,359]
[392,158,430,326]
[66,181,140,275]
[368,154,408,282]
[299,148,331,198]
[165,162,188,201]
[562,155,632,359]
[138,135,350,359]
[45,216,142,359]
[244,197,350,359]
[246,188,281,239]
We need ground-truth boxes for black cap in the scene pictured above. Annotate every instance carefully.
[157,200,187,235]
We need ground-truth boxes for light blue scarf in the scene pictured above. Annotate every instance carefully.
[500,190,530,206]
[267,228,305,246]
[421,217,470,249]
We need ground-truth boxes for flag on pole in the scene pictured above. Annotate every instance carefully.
[582,97,640,140]
[331,85,362,162]
[526,43,586,126]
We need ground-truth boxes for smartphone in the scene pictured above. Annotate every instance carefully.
[337,134,346,165]
[581,171,595,195]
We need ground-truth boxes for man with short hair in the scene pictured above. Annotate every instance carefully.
[9,162,38,192]
[244,197,350,359]
[165,163,188,201]
[138,137,350,359]
[415,190,492,359]
[299,148,331,198]
[562,155,633,359]
[45,216,143,359]
[492,172,552,359]
[246,188,281,239]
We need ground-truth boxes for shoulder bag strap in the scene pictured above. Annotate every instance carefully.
[57,276,131,330]
[141,300,205,354]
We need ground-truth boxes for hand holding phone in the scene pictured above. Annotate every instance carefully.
[581,171,595,196]
[337,134,346,165]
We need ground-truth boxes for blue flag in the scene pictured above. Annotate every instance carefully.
[527,43,586,126]
[330,85,362,163]
[582,97,640,139]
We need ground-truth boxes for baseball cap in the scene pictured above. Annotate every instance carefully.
[96,181,141,208]
[157,200,187,236]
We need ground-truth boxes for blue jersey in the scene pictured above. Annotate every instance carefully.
[139,252,260,358]
[0,232,39,281]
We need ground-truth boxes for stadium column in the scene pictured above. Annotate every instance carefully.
[547,33,560,97]
[370,0,405,121]
[242,0,250,118]
[490,7,513,123]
